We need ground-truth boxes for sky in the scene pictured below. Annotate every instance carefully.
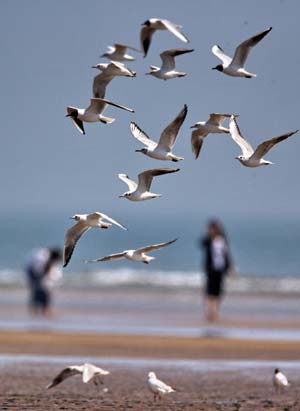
[0,0,300,272]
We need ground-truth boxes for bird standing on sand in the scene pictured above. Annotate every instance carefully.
[131,105,187,162]
[212,27,272,78]
[140,18,189,57]
[147,371,175,401]
[100,43,141,62]
[229,115,298,167]
[273,368,289,393]
[146,49,194,80]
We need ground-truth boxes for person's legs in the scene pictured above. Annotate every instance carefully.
[204,271,224,322]
[205,296,220,322]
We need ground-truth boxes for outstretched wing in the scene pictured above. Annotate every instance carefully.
[252,130,298,160]
[85,252,126,263]
[140,26,155,57]
[47,366,83,389]
[212,45,232,66]
[208,113,231,126]
[88,98,134,114]
[229,116,254,157]
[130,122,157,149]
[99,213,127,231]
[137,238,177,254]
[161,19,189,43]
[158,105,188,150]
[191,129,208,159]
[63,221,90,267]
[118,174,138,191]
[137,168,179,192]
[114,43,141,53]
[160,49,193,71]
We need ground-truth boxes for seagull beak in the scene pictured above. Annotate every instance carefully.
[135,149,143,153]
[100,54,105,58]
[91,65,98,69]
[145,72,151,75]
[65,113,72,117]
[211,66,218,70]
[234,156,239,160]
[118,195,125,198]
[190,125,197,129]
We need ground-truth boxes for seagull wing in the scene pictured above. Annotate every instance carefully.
[137,238,177,254]
[137,168,179,192]
[229,116,254,157]
[86,252,126,263]
[118,174,138,191]
[97,212,128,231]
[251,130,298,160]
[153,378,175,393]
[63,221,90,267]
[212,45,232,66]
[191,129,208,159]
[161,19,189,43]
[277,372,289,386]
[160,49,193,71]
[157,104,188,150]
[114,43,141,53]
[47,366,83,389]
[130,122,157,149]
[231,27,272,68]
[140,26,156,57]
[92,72,112,98]
[207,113,231,126]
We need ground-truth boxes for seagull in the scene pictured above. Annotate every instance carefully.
[273,368,289,393]
[66,97,134,135]
[212,27,272,78]
[47,363,110,389]
[131,105,187,161]
[92,61,136,99]
[118,168,179,201]
[147,371,175,401]
[85,239,177,265]
[140,18,189,57]
[190,113,231,159]
[146,49,194,80]
[100,43,141,62]
[229,115,298,167]
[63,212,127,267]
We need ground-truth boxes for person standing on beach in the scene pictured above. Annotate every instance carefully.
[200,220,234,322]
[25,247,62,317]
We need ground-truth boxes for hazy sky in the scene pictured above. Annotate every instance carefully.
[1,1,300,272]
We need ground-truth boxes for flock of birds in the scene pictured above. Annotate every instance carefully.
[59,17,295,401]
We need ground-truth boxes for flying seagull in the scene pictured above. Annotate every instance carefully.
[229,115,298,167]
[147,371,175,401]
[118,168,179,201]
[63,212,127,267]
[190,113,231,159]
[100,43,141,62]
[273,368,289,393]
[212,27,272,78]
[85,239,177,265]
[140,18,189,57]
[131,105,187,161]
[66,97,134,135]
[92,61,136,99]
[146,48,194,80]
[47,363,110,389]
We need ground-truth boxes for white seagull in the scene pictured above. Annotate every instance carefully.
[118,168,179,201]
[190,113,231,159]
[131,105,187,161]
[47,363,110,389]
[66,97,134,135]
[100,43,141,62]
[86,239,177,265]
[147,371,175,401]
[273,368,289,393]
[229,115,298,167]
[63,212,127,267]
[212,27,272,78]
[146,49,194,80]
[92,61,136,99]
[140,18,189,57]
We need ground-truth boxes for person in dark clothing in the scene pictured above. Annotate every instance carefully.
[200,220,234,322]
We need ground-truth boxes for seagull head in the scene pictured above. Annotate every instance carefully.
[70,215,81,221]
[66,109,78,119]
[190,123,199,129]
[91,63,107,71]
[148,371,156,379]
[142,20,151,26]
[135,148,148,155]
[212,64,223,72]
[274,368,280,374]
[118,193,128,199]
[235,155,244,162]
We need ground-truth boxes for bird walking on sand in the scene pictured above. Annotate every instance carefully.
[92,61,136,99]
[100,43,141,62]
[86,239,177,265]
[212,27,272,78]
[47,363,110,389]
[118,168,179,201]
[66,97,134,134]
[229,115,298,167]
[63,212,127,267]
[273,368,289,393]
[131,105,187,161]
[147,371,175,401]
[140,18,189,57]
[146,49,194,80]
[190,113,232,159]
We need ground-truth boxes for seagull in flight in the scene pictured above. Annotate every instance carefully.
[100,43,141,62]
[47,363,110,389]
[147,371,175,401]
[118,168,179,201]
[92,61,136,99]
[212,27,272,78]
[66,97,134,135]
[63,212,127,267]
[146,49,194,80]
[273,368,289,393]
[190,113,231,159]
[229,115,298,167]
[86,239,177,265]
[131,105,187,161]
[140,18,189,57]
